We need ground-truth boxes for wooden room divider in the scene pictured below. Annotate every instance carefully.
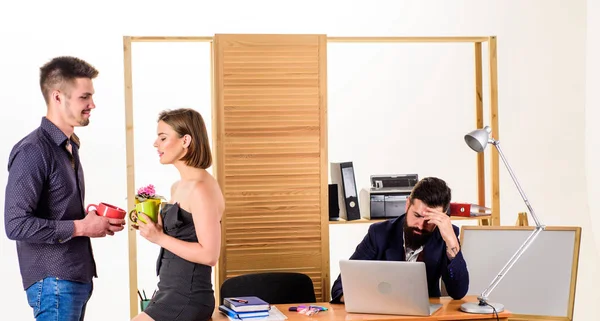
[212,34,330,302]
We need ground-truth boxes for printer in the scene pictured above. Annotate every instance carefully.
[369,174,418,219]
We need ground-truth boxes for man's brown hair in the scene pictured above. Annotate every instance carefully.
[409,177,452,213]
[39,56,99,104]
[158,108,212,169]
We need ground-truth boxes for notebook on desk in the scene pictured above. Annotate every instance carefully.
[339,260,443,316]
[223,296,269,312]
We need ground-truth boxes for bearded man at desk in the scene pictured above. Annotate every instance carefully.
[330,177,469,303]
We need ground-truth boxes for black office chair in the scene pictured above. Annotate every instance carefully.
[219,272,317,304]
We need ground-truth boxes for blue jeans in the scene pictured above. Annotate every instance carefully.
[25,277,93,321]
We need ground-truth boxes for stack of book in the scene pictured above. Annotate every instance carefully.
[219,296,270,320]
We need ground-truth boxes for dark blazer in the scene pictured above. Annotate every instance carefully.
[330,214,469,303]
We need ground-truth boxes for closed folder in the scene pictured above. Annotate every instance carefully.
[449,203,491,217]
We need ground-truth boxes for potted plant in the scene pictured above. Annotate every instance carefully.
[135,184,166,205]
[130,184,166,223]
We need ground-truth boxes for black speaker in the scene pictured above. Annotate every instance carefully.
[328,184,340,221]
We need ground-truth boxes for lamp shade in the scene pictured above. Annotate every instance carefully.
[464,126,492,152]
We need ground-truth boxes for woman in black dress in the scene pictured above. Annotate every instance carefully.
[132,108,224,321]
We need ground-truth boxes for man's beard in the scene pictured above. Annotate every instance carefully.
[65,101,90,126]
[403,219,433,250]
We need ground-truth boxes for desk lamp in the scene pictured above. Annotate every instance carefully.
[460,126,546,314]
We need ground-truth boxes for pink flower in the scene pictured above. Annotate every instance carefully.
[134,184,165,202]
[137,184,156,197]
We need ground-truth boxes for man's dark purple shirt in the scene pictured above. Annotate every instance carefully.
[4,117,96,290]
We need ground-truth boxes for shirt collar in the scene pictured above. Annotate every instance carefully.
[40,117,80,148]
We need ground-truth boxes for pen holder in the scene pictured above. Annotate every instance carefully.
[140,299,151,312]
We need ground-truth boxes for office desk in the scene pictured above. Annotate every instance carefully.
[211,295,510,321]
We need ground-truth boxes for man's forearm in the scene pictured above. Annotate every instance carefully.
[73,219,87,237]
[443,232,460,260]
[330,274,345,303]
[446,244,460,260]
[444,251,469,299]
[5,212,75,244]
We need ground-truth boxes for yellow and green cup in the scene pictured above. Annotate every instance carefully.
[129,200,161,224]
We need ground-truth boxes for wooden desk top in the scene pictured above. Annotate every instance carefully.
[211,295,511,321]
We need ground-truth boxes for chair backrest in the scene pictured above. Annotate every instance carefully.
[219,272,317,304]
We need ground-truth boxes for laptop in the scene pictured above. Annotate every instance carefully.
[339,260,443,316]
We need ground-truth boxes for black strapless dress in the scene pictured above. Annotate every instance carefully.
[143,203,215,321]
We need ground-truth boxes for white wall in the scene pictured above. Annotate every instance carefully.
[327,39,484,285]
[0,0,598,320]
[586,0,600,290]
[129,41,214,300]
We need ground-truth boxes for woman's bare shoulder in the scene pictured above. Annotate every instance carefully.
[170,180,180,195]
[189,177,224,208]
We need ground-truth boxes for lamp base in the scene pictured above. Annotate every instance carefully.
[460,301,505,314]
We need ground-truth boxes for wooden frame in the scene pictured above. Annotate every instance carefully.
[459,226,581,321]
[123,35,500,318]
[327,36,499,226]
[122,36,214,318]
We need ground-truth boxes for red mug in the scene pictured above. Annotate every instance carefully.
[86,202,126,219]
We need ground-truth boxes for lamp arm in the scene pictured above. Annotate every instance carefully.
[477,139,546,303]
[491,140,544,228]
[478,226,544,301]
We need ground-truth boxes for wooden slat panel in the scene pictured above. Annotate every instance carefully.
[214,34,329,302]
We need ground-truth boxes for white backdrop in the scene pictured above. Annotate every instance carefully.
[0,1,598,320]
[130,41,214,299]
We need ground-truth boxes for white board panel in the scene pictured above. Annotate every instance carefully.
[461,226,580,319]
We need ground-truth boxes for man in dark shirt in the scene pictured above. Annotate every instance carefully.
[330,177,469,303]
[4,56,126,321]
